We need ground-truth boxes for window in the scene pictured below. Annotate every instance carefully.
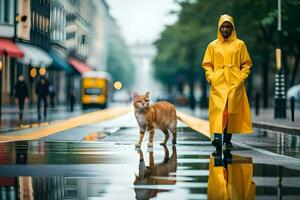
[46,18,49,33]
[0,0,14,23]
[66,32,76,40]
[32,12,35,29]
[85,88,102,96]
[39,15,42,31]
[4,0,9,22]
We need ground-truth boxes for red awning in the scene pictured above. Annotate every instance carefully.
[68,58,93,74]
[0,38,24,58]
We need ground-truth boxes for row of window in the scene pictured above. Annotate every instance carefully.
[32,11,50,33]
[38,0,50,6]
[50,6,66,41]
[0,0,14,24]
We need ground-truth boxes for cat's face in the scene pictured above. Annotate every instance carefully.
[133,92,150,109]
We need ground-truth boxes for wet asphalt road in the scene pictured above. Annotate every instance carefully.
[1,112,300,200]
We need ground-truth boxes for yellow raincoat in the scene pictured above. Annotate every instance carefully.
[207,154,256,200]
[202,14,253,134]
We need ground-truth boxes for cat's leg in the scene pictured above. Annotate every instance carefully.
[171,129,177,145]
[135,131,145,148]
[169,121,177,145]
[147,124,155,147]
[160,129,169,146]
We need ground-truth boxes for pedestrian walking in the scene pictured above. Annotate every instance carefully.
[14,75,29,122]
[49,84,56,108]
[35,76,49,121]
[69,89,76,112]
[202,14,253,153]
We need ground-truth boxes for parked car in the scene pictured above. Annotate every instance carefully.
[112,90,131,103]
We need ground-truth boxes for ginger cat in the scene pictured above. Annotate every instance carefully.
[133,91,177,147]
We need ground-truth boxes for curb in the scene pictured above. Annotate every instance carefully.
[253,121,300,135]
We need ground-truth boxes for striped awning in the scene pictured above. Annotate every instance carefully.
[0,39,24,58]
[17,43,53,67]
[68,58,93,74]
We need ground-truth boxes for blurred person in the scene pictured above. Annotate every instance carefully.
[35,76,49,121]
[69,89,76,112]
[14,75,29,122]
[48,84,56,108]
[202,14,253,154]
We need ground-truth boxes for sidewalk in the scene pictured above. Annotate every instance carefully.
[0,104,84,133]
[252,108,300,135]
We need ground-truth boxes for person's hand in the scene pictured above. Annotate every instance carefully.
[25,97,29,104]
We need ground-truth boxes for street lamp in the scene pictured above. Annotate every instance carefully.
[274,0,286,118]
[114,81,123,90]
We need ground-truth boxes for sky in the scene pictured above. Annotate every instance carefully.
[106,0,179,45]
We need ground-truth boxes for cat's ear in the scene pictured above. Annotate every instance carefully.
[145,91,150,98]
[133,92,139,101]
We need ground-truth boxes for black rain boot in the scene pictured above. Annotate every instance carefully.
[224,133,233,149]
[212,133,222,157]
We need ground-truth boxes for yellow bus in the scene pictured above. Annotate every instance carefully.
[81,71,112,109]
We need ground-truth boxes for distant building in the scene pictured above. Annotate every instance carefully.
[86,0,107,71]
[0,0,125,106]
[15,0,53,102]
[49,0,70,104]
[65,0,92,60]
[130,42,161,97]
[0,1,22,104]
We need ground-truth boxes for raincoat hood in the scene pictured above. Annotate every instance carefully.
[217,14,237,42]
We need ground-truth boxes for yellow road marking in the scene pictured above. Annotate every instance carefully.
[83,131,105,141]
[0,106,132,143]
[177,111,211,139]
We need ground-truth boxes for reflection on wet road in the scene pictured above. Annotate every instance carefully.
[0,114,300,199]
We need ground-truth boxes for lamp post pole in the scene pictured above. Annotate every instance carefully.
[0,52,6,123]
[14,0,17,42]
[274,0,286,118]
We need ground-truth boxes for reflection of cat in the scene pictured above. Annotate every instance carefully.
[134,146,177,200]
[133,92,177,147]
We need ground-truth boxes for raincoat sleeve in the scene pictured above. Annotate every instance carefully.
[202,44,214,84]
[240,42,252,81]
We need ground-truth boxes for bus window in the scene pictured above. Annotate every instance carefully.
[85,88,102,95]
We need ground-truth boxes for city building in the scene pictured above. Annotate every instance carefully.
[0,0,24,104]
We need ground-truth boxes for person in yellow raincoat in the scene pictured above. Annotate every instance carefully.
[202,14,253,151]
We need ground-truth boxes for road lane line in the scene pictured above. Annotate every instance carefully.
[177,111,211,139]
[0,106,132,143]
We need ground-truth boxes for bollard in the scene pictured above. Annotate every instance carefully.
[290,97,295,122]
[255,93,260,116]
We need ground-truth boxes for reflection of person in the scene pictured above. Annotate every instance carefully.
[134,146,177,200]
[208,151,256,200]
[35,76,49,121]
[202,14,253,152]
[14,75,29,122]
